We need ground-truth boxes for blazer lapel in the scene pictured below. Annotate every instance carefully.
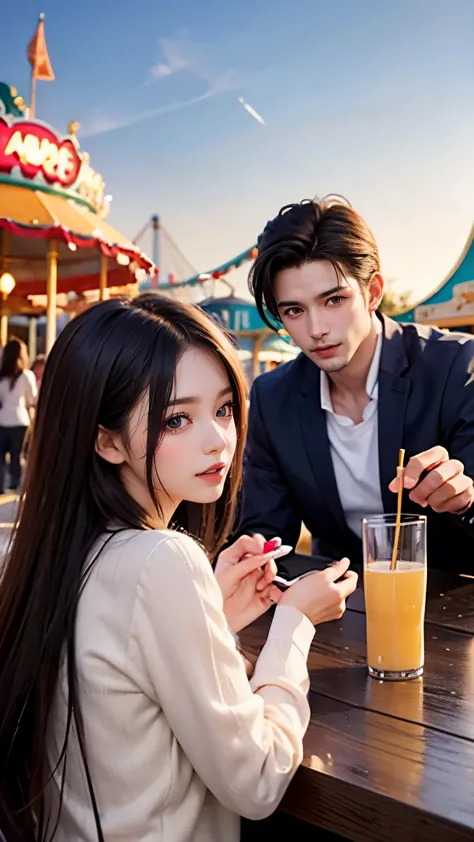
[297,360,349,536]
[378,316,410,513]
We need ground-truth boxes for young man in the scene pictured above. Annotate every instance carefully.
[239,196,474,571]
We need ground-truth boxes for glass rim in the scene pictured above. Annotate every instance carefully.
[362,513,427,528]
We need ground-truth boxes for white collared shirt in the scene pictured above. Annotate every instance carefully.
[320,333,384,537]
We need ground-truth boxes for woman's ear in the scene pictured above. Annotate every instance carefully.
[95,425,127,465]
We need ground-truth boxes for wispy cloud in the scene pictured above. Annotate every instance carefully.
[81,35,239,138]
[149,38,187,80]
[81,84,230,138]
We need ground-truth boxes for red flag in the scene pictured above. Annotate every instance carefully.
[28,13,55,81]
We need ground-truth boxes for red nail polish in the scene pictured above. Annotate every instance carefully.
[263,539,280,553]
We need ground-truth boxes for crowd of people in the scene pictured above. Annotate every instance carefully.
[0,195,472,841]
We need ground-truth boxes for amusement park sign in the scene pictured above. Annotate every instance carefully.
[0,114,109,217]
[414,280,474,324]
[0,118,81,186]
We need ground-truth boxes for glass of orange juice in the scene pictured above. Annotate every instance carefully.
[362,514,427,681]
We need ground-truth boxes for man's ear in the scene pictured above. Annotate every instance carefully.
[95,425,126,465]
[368,272,384,313]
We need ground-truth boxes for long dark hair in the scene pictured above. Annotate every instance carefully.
[0,294,247,840]
[249,195,380,327]
[0,338,29,390]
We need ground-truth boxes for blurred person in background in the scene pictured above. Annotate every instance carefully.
[31,354,46,388]
[0,338,37,494]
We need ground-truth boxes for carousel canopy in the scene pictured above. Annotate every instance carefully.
[0,82,154,298]
[259,335,298,362]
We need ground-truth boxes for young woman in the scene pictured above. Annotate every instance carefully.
[0,338,37,493]
[0,295,357,842]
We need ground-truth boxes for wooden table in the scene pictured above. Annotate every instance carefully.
[239,556,474,841]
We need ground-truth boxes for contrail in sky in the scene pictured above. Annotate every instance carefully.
[238,97,265,125]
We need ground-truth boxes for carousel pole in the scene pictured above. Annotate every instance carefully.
[28,317,38,361]
[151,215,160,267]
[151,215,160,287]
[29,71,37,121]
[0,298,7,347]
[46,239,58,354]
[0,230,12,347]
[99,253,108,300]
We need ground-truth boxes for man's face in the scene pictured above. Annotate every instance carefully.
[274,259,383,373]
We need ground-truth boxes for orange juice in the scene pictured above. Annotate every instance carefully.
[365,560,427,676]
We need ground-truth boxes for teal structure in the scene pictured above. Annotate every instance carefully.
[393,224,474,329]
[200,295,294,380]
[200,295,277,334]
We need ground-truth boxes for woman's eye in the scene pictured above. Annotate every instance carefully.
[284,307,303,317]
[217,401,235,418]
[165,413,191,432]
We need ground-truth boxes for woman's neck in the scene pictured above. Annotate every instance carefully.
[118,463,179,529]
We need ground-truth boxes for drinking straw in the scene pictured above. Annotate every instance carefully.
[390,449,405,571]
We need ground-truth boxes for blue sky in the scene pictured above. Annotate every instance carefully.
[2,0,473,303]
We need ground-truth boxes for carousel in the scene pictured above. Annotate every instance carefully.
[199,295,298,380]
[0,16,153,354]
[133,215,299,379]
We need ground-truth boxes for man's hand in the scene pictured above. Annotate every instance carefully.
[389,446,474,515]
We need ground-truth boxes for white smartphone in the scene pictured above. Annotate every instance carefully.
[273,570,319,588]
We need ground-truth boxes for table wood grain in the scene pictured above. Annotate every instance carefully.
[239,557,474,841]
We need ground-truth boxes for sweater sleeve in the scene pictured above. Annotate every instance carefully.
[126,530,314,820]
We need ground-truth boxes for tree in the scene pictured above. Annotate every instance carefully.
[379,280,414,317]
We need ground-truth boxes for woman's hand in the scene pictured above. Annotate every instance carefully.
[279,558,358,625]
[215,535,282,633]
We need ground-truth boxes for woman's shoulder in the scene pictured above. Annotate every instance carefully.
[117,526,205,554]
[84,529,212,619]
[11,369,36,390]
[102,527,210,582]
[22,369,36,386]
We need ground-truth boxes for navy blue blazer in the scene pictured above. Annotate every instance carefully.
[239,316,474,571]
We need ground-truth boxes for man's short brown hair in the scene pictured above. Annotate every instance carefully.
[249,196,380,326]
